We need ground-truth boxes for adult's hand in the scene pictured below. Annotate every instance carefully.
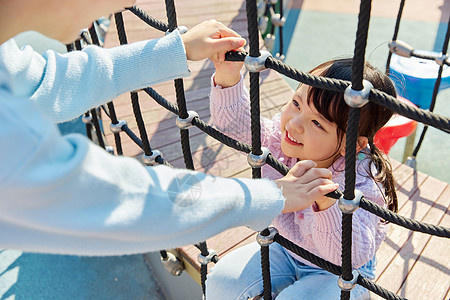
[181,19,246,61]
[275,160,338,213]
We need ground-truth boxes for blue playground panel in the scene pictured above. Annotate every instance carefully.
[389,51,450,109]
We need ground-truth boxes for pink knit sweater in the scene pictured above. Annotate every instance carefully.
[210,75,388,269]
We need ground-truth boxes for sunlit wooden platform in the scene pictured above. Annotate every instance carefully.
[102,1,449,299]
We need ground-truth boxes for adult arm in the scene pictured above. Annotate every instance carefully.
[0,30,189,123]
[0,92,284,256]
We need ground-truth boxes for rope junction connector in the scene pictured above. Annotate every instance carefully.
[142,150,162,166]
[109,119,127,134]
[176,110,199,130]
[264,34,276,52]
[269,7,285,27]
[338,189,363,214]
[259,16,269,33]
[271,14,285,27]
[344,80,373,108]
[257,0,266,18]
[435,53,448,66]
[256,227,278,247]
[338,269,360,291]
[244,50,272,72]
[198,249,217,265]
[165,25,188,35]
[106,146,115,155]
[161,252,184,276]
[275,53,285,62]
[247,147,270,168]
[388,40,413,58]
[82,115,92,124]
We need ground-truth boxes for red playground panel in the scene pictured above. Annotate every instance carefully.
[374,96,418,154]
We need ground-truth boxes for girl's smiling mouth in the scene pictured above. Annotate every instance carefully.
[285,130,303,146]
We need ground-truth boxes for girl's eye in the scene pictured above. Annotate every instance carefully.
[312,120,324,129]
[292,100,300,109]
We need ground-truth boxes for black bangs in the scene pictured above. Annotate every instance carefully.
[306,58,354,133]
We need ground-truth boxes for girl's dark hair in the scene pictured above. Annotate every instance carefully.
[307,58,398,212]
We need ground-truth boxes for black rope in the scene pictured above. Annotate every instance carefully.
[165,0,178,31]
[89,108,107,149]
[114,12,128,45]
[357,276,406,300]
[278,0,284,56]
[351,0,372,91]
[275,233,407,299]
[84,112,93,140]
[411,14,450,158]
[385,0,405,74]
[130,91,153,155]
[127,6,169,32]
[360,197,450,238]
[341,1,372,298]
[259,228,273,300]
[196,242,210,296]
[87,24,124,156]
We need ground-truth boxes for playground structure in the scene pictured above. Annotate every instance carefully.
[66,0,450,299]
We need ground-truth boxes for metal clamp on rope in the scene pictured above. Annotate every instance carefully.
[259,16,269,33]
[344,80,373,108]
[338,189,363,214]
[109,120,127,134]
[106,146,115,155]
[257,227,278,247]
[269,7,285,27]
[264,34,276,52]
[142,150,162,166]
[388,40,413,58]
[165,25,188,35]
[247,147,270,168]
[337,269,360,291]
[161,252,184,276]
[198,249,217,265]
[257,0,266,18]
[176,110,199,130]
[435,53,448,66]
[244,50,272,72]
[82,115,92,124]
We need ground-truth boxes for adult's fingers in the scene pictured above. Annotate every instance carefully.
[299,167,333,183]
[289,160,316,178]
[217,25,243,38]
[209,37,246,57]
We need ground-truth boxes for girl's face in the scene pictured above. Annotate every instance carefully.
[280,83,344,168]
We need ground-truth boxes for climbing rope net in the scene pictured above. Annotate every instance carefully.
[69,0,450,299]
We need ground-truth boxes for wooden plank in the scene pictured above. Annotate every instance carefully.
[394,186,450,299]
[371,177,449,299]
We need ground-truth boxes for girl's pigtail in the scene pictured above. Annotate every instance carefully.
[368,139,398,213]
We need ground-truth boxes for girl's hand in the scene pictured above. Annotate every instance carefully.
[275,160,338,213]
[211,49,244,88]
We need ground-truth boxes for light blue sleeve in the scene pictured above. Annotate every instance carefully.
[0,90,284,256]
[0,30,190,123]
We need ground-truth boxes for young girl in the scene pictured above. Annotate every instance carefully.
[205,57,398,299]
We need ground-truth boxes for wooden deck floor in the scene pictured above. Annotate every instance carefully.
[102,1,450,299]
